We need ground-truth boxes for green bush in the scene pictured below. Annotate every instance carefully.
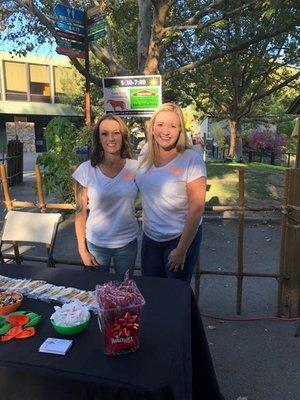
[37,117,82,203]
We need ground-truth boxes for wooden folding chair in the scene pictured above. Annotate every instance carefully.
[0,211,63,268]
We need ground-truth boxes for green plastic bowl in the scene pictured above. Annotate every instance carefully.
[50,314,90,336]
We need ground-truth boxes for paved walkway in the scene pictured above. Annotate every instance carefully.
[0,155,299,400]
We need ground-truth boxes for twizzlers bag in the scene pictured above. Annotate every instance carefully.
[96,272,145,356]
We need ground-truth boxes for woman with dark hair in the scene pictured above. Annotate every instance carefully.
[72,114,138,275]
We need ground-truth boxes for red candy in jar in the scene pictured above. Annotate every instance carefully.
[96,272,145,356]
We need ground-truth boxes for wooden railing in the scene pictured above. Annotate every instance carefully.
[0,163,299,317]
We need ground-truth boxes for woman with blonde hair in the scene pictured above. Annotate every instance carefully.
[136,102,207,282]
[72,114,138,275]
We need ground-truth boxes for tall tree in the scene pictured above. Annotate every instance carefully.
[1,1,299,156]
[167,2,299,156]
[1,1,298,83]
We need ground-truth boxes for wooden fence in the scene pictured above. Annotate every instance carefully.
[0,164,299,318]
[6,139,23,186]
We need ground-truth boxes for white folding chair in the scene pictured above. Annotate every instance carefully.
[0,211,63,268]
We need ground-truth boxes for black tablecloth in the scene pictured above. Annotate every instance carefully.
[0,264,224,400]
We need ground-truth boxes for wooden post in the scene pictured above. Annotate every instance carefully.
[277,169,290,316]
[70,165,78,203]
[236,168,245,314]
[34,164,50,255]
[296,122,300,169]
[0,164,13,210]
[34,165,46,212]
[280,168,300,318]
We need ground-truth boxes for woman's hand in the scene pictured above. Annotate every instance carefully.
[168,247,187,272]
[79,248,98,267]
[168,176,206,273]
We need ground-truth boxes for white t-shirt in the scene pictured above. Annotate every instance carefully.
[136,149,206,241]
[72,159,139,248]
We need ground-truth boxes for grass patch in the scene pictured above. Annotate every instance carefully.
[207,161,286,179]
[134,162,286,209]
[206,162,285,205]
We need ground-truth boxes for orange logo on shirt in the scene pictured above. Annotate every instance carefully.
[169,167,183,176]
[122,172,135,181]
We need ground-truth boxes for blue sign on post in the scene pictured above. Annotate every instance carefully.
[55,21,85,37]
[54,4,85,27]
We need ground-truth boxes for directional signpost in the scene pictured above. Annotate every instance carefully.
[53,3,108,125]
[56,30,85,42]
[56,46,85,59]
[55,21,85,37]
[54,4,85,25]
[57,38,85,52]
[54,3,86,58]
[87,18,107,42]
[54,3,90,123]
[87,6,107,42]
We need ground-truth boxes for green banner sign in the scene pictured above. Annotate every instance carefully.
[130,88,160,109]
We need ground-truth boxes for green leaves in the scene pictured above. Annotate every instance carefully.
[37,117,81,203]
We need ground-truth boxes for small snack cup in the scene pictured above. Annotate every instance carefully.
[96,275,145,356]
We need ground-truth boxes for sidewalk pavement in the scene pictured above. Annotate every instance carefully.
[0,155,299,400]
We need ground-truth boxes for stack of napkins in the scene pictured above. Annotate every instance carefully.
[39,338,73,355]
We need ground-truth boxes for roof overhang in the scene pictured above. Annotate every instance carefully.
[0,101,83,117]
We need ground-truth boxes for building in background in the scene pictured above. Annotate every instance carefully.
[0,52,83,153]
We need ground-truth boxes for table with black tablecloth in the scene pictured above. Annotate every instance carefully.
[0,264,224,400]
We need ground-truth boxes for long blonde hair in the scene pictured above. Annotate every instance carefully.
[140,102,191,170]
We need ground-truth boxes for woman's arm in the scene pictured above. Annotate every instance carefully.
[74,183,98,267]
[168,176,206,271]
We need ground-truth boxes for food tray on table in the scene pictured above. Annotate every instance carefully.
[0,275,98,313]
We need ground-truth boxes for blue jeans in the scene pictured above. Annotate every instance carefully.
[141,224,203,283]
[87,239,137,277]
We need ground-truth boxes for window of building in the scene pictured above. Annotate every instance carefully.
[29,64,51,102]
[4,61,27,101]
[54,66,70,103]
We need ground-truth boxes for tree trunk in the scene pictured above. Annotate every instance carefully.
[270,151,275,165]
[228,119,239,157]
[137,0,152,73]
[248,150,253,163]
[143,2,170,75]
[236,136,243,160]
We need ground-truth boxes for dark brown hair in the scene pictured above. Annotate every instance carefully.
[90,114,133,167]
